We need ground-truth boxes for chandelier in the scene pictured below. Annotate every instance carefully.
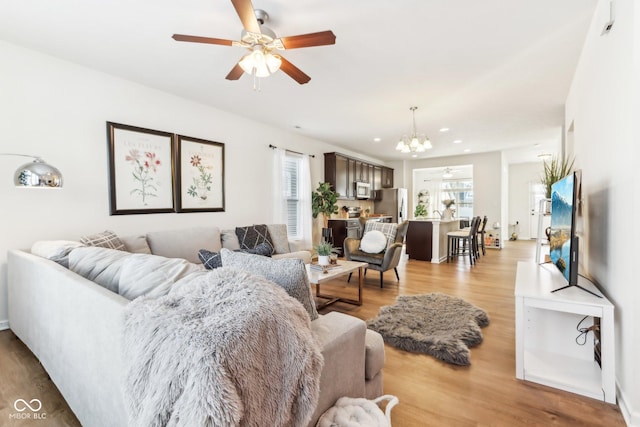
[395,106,432,153]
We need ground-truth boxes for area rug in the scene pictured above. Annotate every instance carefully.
[367,292,489,365]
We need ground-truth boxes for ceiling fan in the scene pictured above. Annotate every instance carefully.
[172,0,336,85]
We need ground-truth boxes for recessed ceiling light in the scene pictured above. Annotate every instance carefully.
[294,125,301,129]
[373,137,381,142]
[534,143,541,147]
[439,127,449,132]
[412,154,418,158]
[453,139,462,144]
[464,148,471,153]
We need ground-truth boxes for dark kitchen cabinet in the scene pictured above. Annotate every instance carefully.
[328,219,361,252]
[324,153,393,200]
[382,167,394,188]
[373,166,382,193]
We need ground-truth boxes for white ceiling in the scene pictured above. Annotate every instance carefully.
[0,0,597,163]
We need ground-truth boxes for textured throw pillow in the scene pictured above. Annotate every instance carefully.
[198,249,222,270]
[360,230,388,254]
[235,224,275,255]
[80,230,125,251]
[220,248,318,320]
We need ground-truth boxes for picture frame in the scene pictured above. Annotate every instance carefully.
[106,122,175,215]
[175,134,225,212]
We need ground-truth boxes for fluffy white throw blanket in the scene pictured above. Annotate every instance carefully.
[123,267,324,427]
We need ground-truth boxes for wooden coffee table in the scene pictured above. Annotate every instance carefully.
[306,260,368,310]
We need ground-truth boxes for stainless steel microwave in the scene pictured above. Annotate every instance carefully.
[354,181,370,199]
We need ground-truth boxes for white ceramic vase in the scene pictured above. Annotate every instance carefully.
[318,255,330,266]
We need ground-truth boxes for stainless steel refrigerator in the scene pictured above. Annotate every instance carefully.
[374,188,408,223]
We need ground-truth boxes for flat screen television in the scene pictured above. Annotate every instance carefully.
[548,170,600,297]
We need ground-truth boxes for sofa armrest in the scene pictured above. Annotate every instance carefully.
[272,250,312,264]
[309,311,366,426]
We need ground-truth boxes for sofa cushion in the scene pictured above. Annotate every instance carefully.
[359,230,387,254]
[266,224,290,254]
[31,240,84,268]
[146,227,221,264]
[120,235,152,254]
[220,248,318,320]
[118,253,205,300]
[80,230,125,251]
[347,249,385,266]
[69,246,132,293]
[220,229,241,250]
[235,224,275,255]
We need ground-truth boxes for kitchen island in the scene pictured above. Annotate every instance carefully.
[405,219,461,263]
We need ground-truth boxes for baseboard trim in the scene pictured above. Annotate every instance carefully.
[618,381,639,427]
[0,319,9,331]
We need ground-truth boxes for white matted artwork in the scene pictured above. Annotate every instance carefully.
[107,122,175,215]
[176,135,225,212]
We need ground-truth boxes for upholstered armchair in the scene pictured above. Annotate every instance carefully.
[344,221,409,288]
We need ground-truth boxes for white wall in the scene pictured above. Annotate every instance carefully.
[565,0,639,424]
[0,41,384,327]
[404,151,505,244]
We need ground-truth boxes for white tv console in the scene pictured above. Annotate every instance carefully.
[514,261,615,403]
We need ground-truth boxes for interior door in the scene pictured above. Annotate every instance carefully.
[529,182,546,239]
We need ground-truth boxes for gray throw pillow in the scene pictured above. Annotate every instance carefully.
[220,248,318,320]
[198,249,222,270]
[235,224,275,255]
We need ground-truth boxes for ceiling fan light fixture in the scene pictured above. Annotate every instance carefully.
[239,48,281,78]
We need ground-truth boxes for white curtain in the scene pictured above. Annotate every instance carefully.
[299,154,312,250]
[272,148,287,224]
[272,148,312,250]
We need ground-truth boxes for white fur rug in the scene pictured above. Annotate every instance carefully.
[367,292,489,365]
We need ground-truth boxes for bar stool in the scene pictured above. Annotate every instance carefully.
[447,216,481,265]
[477,216,488,256]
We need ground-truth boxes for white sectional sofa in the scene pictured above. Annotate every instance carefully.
[7,224,385,427]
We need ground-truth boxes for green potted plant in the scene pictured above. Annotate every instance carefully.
[313,240,341,268]
[541,156,575,198]
[312,182,340,243]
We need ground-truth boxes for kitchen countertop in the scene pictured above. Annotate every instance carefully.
[410,218,459,223]
[329,216,392,221]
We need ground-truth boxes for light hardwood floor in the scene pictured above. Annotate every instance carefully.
[0,240,626,426]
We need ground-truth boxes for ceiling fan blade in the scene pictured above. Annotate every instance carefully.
[225,63,244,80]
[172,34,233,46]
[231,0,261,34]
[279,57,311,84]
[280,31,336,49]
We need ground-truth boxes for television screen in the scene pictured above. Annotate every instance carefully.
[549,172,577,285]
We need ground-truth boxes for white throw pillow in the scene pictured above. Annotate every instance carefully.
[360,231,387,254]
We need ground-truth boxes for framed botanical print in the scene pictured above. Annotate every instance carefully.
[106,122,175,215]
[175,135,225,212]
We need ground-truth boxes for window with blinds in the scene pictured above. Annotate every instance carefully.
[284,154,301,238]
